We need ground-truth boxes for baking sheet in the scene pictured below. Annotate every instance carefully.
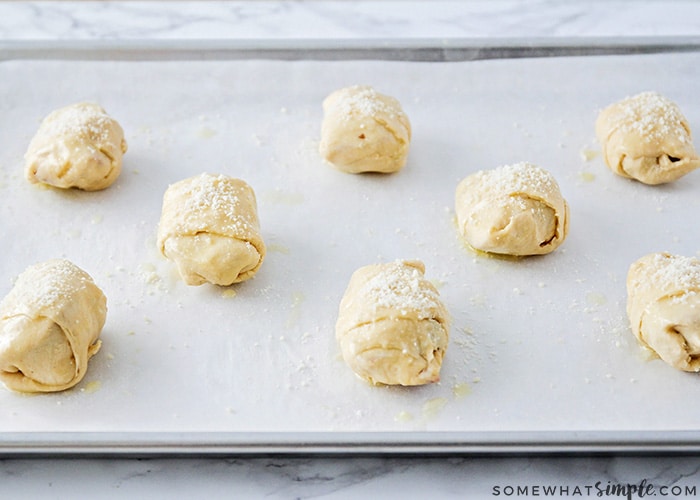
[1,41,700,453]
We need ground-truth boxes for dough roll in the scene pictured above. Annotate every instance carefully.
[455,162,569,256]
[596,91,700,185]
[0,259,106,393]
[25,102,128,191]
[319,85,411,174]
[627,252,700,372]
[157,173,266,286]
[336,260,450,386]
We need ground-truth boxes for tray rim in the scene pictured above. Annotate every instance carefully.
[1,36,700,62]
[3,430,700,457]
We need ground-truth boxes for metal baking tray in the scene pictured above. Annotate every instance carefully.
[2,38,700,456]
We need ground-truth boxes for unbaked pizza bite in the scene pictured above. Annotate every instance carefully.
[0,259,106,393]
[157,173,266,286]
[596,91,700,185]
[455,162,569,256]
[319,85,411,174]
[627,252,700,372]
[335,260,449,386]
[25,102,127,191]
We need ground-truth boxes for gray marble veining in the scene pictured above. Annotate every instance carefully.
[2,456,700,498]
[1,1,700,40]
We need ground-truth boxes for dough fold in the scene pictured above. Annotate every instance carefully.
[319,85,411,174]
[157,173,266,286]
[0,259,106,393]
[627,252,700,372]
[335,260,450,386]
[25,102,128,191]
[455,162,569,256]
[596,91,700,184]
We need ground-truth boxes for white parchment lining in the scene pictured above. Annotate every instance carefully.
[0,51,699,437]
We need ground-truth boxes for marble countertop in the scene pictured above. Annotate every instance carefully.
[2,1,700,498]
[2,0,700,40]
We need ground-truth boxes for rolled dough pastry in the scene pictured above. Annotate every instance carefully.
[455,162,569,256]
[335,260,450,386]
[319,85,411,174]
[627,252,700,372]
[25,102,128,191]
[157,173,266,286]
[596,91,700,185]
[0,259,106,393]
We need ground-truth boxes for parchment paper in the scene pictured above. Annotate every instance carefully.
[1,51,699,436]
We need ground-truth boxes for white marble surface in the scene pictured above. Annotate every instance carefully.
[2,1,700,498]
[1,455,700,498]
[1,0,700,40]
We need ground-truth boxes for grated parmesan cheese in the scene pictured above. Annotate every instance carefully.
[174,173,254,235]
[337,85,398,122]
[40,103,114,143]
[648,253,700,300]
[363,260,440,319]
[472,161,558,194]
[613,91,689,144]
[24,259,93,311]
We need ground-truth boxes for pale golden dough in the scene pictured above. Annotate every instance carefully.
[157,173,266,286]
[627,252,700,372]
[0,259,106,393]
[319,85,411,174]
[596,91,700,185]
[455,162,569,256]
[25,102,128,191]
[335,260,449,386]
